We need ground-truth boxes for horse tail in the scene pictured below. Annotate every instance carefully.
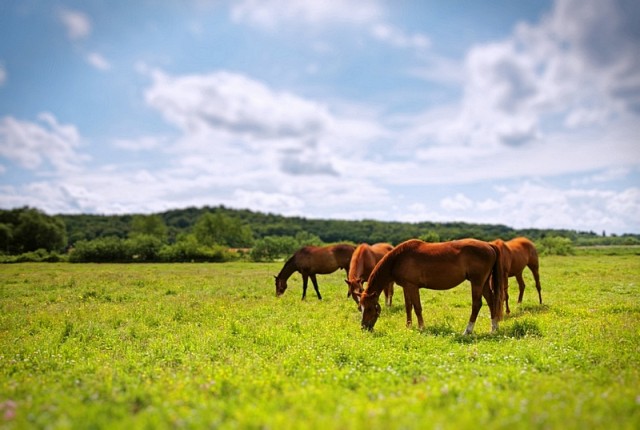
[489,243,504,321]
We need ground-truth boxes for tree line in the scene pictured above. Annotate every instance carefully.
[1,205,638,263]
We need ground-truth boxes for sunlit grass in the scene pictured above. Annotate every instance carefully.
[1,256,639,429]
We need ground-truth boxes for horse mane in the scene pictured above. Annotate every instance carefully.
[276,253,298,280]
[361,239,421,301]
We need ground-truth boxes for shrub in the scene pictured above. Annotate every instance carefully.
[537,236,574,256]
[69,237,131,262]
[158,235,232,262]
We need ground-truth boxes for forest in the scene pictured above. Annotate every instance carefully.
[1,205,638,263]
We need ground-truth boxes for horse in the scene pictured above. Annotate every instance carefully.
[275,244,355,300]
[492,237,542,314]
[359,238,504,335]
[345,243,394,306]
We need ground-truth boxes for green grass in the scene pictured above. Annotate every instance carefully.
[1,256,639,429]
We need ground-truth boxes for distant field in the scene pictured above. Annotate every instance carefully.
[1,256,639,429]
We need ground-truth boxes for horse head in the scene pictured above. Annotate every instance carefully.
[274,276,288,297]
[344,278,365,305]
[359,293,381,331]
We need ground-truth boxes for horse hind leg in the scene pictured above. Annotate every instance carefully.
[504,278,511,315]
[515,273,526,304]
[402,287,413,328]
[310,274,322,300]
[529,264,542,304]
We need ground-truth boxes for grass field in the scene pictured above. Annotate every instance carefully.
[1,256,639,429]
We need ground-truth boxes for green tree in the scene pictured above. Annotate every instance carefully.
[130,214,168,241]
[12,208,67,253]
[0,223,12,253]
[419,230,441,243]
[193,213,253,248]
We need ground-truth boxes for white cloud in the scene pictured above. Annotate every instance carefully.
[441,193,473,211]
[112,136,167,151]
[58,8,92,40]
[86,52,111,71]
[0,113,85,173]
[230,0,382,29]
[144,69,332,140]
[371,23,430,50]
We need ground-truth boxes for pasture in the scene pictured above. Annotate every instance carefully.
[1,255,639,429]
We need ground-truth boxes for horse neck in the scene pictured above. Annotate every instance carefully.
[277,256,298,280]
[363,251,395,299]
[349,247,368,281]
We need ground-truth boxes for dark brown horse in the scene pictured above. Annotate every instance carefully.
[492,237,542,314]
[275,244,355,300]
[345,243,394,306]
[360,239,503,335]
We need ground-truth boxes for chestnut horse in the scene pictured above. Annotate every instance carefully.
[360,239,503,335]
[275,244,355,300]
[492,237,542,314]
[345,243,394,306]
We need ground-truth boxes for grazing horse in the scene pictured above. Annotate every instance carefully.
[345,243,394,306]
[492,237,542,314]
[275,244,355,300]
[359,239,503,335]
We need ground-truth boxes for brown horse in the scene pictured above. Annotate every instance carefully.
[345,243,394,306]
[359,239,503,335]
[275,244,355,300]
[492,237,542,314]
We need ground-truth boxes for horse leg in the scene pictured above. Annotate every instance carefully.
[529,264,542,304]
[482,285,500,333]
[301,274,308,300]
[464,283,484,335]
[402,287,413,328]
[310,274,322,300]
[515,272,526,304]
[384,282,394,307]
[407,286,424,330]
[504,279,511,315]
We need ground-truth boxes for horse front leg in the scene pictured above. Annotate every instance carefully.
[384,282,394,307]
[310,274,322,300]
[301,274,308,300]
[464,283,484,335]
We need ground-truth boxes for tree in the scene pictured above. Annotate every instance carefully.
[12,208,67,253]
[193,213,254,248]
[130,214,168,241]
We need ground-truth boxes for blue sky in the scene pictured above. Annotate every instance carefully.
[1,0,639,234]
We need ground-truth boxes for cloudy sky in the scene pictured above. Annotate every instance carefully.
[1,0,639,234]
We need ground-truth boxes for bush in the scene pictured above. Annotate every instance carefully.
[250,236,299,262]
[158,235,232,262]
[128,235,164,262]
[69,237,131,262]
[538,236,574,256]
[0,249,67,263]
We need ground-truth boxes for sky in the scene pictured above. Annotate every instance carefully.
[1,0,639,234]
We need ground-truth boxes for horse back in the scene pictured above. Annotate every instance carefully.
[391,239,495,290]
[505,237,538,274]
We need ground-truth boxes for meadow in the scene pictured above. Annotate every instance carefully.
[1,255,638,429]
